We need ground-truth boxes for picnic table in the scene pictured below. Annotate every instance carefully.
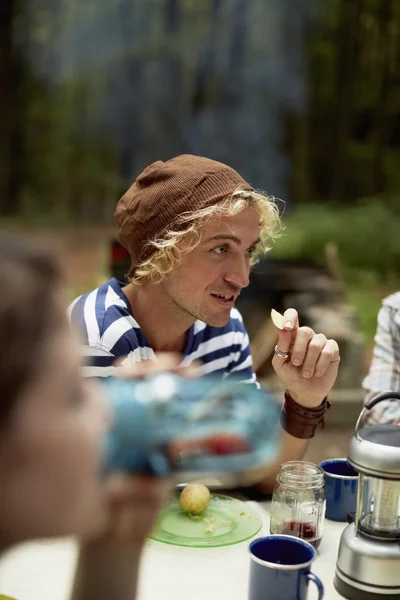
[0,499,346,600]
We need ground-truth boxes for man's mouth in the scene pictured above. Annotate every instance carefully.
[211,293,235,305]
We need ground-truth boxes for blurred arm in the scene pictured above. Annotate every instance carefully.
[361,294,400,425]
[70,475,170,600]
[71,540,142,600]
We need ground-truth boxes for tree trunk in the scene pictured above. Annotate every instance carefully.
[227,0,250,76]
[186,0,224,152]
[190,0,222,116]
[369,0,394,194]
[165,0,180,34]
[289,112,312,204]
[330,0,363,203]
[0,0,20,216]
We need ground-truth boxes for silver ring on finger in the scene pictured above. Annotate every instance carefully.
[274,344,290,359]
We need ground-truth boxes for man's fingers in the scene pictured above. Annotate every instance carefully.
[290,327,315,366]
[106,474,172,505]
[273,321,340,379]
[271,308,299,365]
[118,352,201,380]
[300,333,327,378]
[118,354,180,379]
[111,483,171,540]
[314,339,340,377]
[282,308,299,332]
[275,329,293,355]
[175,360,202,378]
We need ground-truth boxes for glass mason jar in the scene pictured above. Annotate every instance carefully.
[270,461,326,549]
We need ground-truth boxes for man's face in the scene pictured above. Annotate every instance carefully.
[0,318,109,543]
[161,206,261,327]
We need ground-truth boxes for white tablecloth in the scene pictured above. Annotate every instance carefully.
[0,501,346,600]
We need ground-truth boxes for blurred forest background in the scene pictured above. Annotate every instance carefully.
[1,0,400,345]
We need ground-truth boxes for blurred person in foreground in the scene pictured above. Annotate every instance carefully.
[70,155,341,491]
[0,232,175,600]
[361,292,400,426]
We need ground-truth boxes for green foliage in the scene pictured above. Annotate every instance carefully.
[3,0,400,221]
[345,143,400,203]
[273,200,400,281]
[272,199,400,345]
[347,283,385,345]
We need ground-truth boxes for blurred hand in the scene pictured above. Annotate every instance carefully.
[70,353,199,600]
[272,308,340,408]
[72,475,172,600]
[99,474,171,545]
[82,352,197,544]
[117,351,201,379]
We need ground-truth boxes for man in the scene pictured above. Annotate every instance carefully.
[361,292,400,425]
[70,155,340,490]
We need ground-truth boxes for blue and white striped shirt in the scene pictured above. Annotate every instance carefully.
[69,278,257,384]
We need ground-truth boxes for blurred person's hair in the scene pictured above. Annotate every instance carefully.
[0,232,62,428]
[131,189,282,284]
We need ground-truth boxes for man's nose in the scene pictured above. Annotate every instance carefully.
[224,257,250,290]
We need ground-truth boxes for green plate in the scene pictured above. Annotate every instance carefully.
[151,494,262,548]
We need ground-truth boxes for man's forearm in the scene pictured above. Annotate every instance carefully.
[71,539,143,600]
[237,389,328,493]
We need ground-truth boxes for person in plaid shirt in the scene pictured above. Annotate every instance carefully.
[361,292,400,425]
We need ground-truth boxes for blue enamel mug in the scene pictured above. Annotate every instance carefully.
[249,535,324,600]
[320,458,358,522]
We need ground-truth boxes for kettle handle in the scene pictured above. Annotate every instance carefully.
[355,391,400,433]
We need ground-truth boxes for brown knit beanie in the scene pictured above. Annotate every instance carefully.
[115,154,253,266]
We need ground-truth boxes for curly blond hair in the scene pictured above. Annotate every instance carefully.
[130,190,283,284]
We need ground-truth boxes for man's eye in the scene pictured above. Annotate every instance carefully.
[246,247,256,257]
[213,246,226,255]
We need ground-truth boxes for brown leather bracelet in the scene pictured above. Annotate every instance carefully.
[281,391,331,439]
